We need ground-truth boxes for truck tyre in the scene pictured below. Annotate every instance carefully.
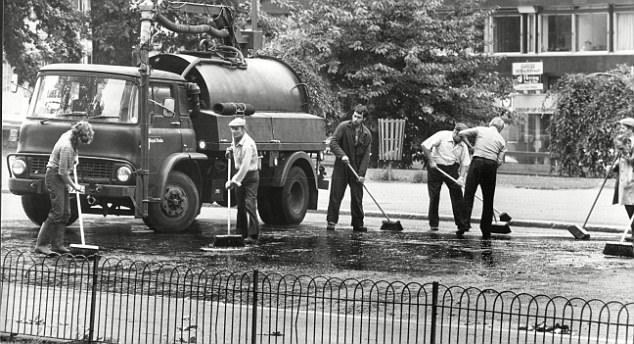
[278,167,309,225]
[145,171,199,233]
[21,194,79,227]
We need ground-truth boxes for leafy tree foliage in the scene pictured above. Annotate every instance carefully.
[261,0,512,165]
[3,0,84,85]
[549,65,634,177]
[91,0,138,66]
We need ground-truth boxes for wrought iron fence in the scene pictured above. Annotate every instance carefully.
[1,249,633,344]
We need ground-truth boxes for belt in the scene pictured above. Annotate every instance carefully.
[473,156,497,163]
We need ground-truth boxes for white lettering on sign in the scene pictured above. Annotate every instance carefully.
[149,137,164,143]
[512,62,543,75]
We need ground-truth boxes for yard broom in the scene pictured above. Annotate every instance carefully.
[567,158,618,240]
[435,167,511,234]
[346,164,403,231]
[603,214,634,257]
[69,164,100,255]
[211,157,244,248]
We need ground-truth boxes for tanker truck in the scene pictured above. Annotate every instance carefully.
[6,4,328,233]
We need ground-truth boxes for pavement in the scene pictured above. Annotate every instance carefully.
[1,162,630,235]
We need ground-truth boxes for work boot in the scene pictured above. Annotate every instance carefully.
[34,220,55,255]
[51,224,70,254]
[353,226,367,232]
[326,222,336,231]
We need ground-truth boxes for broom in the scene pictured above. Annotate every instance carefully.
[434,167,511,234]
[567,158,618,240]
[69,164,100,255]
[603,214,634,257]
[211,157,245,247]
[346,164,403,231]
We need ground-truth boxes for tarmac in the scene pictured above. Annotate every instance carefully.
[1,164,630,235]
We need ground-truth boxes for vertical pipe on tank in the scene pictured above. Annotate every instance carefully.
[136,0,154,217]
[251,0,258,30]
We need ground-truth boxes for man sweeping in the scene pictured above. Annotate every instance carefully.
[421,123,471,233]
[226,117,260,244]
[34,121,94,255]
[326,104,372,232]
[459,117,507,239]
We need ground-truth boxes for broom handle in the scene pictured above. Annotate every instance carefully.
[621,212,634,242]
[346,164,392,221]
[434,166,504,216]
[583,158,619,228]
[73,164,86,245]
[227,157,231,235]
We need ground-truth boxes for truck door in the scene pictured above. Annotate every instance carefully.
[148,83,182,173]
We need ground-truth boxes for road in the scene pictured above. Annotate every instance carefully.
[1,192,633,303]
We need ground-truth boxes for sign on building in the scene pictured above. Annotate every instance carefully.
[512,62,543,92]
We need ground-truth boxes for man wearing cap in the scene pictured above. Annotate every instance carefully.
[226,117,260,244]
[327,104,372,232]
[612,114,634,241]
[459,117,507,239]
[421,123,471,233]
[35,121,94,255]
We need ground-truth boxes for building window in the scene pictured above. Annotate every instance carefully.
[577,13,607,51]
[615,12,634,51]
[542,14,572,52]
[493,16,521,53]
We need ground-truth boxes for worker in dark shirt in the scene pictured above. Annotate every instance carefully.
[326,105,372,232]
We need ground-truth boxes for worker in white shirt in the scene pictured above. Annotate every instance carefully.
[226,117,260,244]
[421,123,471,233]
[459,117,507,239]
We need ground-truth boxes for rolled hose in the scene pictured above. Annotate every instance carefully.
[155,13,229,38]
[213,103,255,116]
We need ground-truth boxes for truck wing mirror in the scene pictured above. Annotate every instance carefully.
[163,98,175,117]
[10,74,18,93]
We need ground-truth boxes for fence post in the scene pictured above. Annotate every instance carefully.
[88,256,101,344]
[430,281,439,344]
[251,269,259,344]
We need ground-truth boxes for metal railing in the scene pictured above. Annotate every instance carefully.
[1,249,633,344]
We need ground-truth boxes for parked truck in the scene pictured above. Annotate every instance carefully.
[6,2,328,233]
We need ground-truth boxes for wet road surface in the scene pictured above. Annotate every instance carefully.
[2,192,633,302]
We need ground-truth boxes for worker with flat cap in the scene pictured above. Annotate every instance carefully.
[459,117,507,239]
[326,104,372,232]
[612,113,634,241]
[421,123,471,233]
[226,117,260,244]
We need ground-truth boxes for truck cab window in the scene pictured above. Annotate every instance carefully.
[28,74,138,124]
[149,84,173,117]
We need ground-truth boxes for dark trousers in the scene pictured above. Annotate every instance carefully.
[427,164,469,230]
[464,157,498,235]
[236,171,259,238]
[36,168,70,248]
[327,162,364,228]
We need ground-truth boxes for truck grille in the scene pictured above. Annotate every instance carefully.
[29,156,114,182]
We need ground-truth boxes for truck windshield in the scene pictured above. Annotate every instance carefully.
[28,74,138,124]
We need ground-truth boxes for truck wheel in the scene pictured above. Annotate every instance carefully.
[22,194,78,227]
[258,187,282,225]
[145,171,199,233]
[278,167,309,225]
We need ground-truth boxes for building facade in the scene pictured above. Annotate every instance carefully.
[482,0,634,173]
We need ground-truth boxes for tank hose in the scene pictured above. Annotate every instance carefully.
[155,13,229,38]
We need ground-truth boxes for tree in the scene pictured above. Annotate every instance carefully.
[260,0,512,166]
[3,0,85,85]
[91,0,138,66]
[549,65,634,177]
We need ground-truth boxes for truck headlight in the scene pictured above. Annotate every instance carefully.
[10,158,27,176]
[116,166,133,182]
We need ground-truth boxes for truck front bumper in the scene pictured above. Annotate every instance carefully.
[9,178,136,199]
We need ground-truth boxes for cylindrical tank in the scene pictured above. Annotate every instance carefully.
[149,53,308,113]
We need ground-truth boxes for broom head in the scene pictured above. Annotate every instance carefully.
[567,225,591,240]
[213,234,245,248]
[380,220,403,231]
[603,241,634,257]
[490,221,511,234]
[499,212,512,222]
